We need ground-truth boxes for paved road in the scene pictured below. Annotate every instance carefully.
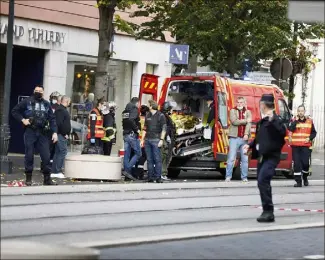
[1,181,324,249]
[100,228,325,259]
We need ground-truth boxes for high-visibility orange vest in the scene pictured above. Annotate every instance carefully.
[289,118,313,147]
[87,108,105,139]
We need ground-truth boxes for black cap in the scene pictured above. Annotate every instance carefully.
[261,94,274,103]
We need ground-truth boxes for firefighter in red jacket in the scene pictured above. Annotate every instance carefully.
[288,105,317,187]
[87,98,105,146]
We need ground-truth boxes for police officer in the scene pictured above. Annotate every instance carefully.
[288,105,317,187]
[160,101,176,181]
[132,105,149,180]
[11,85,58,186]
[41,91,61,171]
[101,102,117,156]
[87,97,105,147]
[141,100,167,183]
[243,94,286,223]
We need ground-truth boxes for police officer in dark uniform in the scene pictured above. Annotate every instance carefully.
[160,101,176,180]
[11,85,58,186]
[41,91,61,171]
[243,94,286,223]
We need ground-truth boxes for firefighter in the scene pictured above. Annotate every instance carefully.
[243,94,286,222]
[87,97,105,147]
[11,85,58,186]
[288,105,317,187]
[161,101,176,180]
[101,101,117,156]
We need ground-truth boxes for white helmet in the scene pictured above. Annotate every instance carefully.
[108,101,117,110]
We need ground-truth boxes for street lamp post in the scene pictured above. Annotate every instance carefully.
[0,0,15,174]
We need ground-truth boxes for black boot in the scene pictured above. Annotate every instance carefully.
[257,211,275,223]
[43,174,56,186]
[25,172,32,186]
[294,175,302,187]
[303,175,309,186]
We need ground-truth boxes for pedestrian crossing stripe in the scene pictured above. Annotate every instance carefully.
[255,206,324,213]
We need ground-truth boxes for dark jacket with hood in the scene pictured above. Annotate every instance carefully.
[122,102,140,136]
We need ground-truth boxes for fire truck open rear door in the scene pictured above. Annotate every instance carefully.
[139,73,159,105]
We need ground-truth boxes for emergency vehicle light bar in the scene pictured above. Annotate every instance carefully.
[174,72,221,77]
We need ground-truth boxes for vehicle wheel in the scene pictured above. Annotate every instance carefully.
[282,171,294,179]
[232,167,241,180]
[167,169,181,179]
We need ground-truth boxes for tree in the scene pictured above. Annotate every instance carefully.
[94,0,142,100]
[133,0,324,79]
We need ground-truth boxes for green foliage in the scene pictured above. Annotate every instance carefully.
[133,0,325,75]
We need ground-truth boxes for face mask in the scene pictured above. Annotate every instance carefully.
[52,100,57,104]
[237,106,243,110]
[34,92,43,100]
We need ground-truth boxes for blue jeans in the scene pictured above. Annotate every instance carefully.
[225,137,248,180]
[123,134,142,174]
[52,134,68,173]
[24,128,51,174]
[145,139,162,180]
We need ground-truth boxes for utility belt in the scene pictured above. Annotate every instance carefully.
[26,117,49,133]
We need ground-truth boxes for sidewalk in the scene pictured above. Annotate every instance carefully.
[1,154,122,186]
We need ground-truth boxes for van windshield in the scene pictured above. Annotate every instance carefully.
[217,92,228,128]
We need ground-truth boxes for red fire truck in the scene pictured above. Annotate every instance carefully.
[139,73,293,180]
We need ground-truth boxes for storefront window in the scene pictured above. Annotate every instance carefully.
[65,55,133,153]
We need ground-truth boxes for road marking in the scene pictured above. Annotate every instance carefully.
[255,206,325,213]
[304,255,325,259]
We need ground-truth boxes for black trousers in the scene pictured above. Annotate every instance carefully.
[257,157,279,212]
[103,141,113,156]
[292,146,310,182]
[24,128,51,175]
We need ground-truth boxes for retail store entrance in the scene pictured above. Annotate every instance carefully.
[0,44,45,153]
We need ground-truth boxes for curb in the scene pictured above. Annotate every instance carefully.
[1,180,324,196]
[71,222,325,249]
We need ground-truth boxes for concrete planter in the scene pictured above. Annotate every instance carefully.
[65,154,122,180]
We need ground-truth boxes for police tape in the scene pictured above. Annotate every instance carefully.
[255,206,324,213]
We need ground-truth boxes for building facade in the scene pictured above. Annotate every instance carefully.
[0,1,174,153]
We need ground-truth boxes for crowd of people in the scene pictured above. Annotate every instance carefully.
[11,86,317,198]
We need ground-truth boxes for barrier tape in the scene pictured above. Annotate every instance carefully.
[255,206,324,213]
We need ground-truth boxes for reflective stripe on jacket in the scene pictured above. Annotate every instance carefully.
[289,118,313,147]
[101,127,116,142]
[87,108,105,139]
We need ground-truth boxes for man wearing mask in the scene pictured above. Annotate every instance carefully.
[288,105,317,187]
[141,100,167,183]
[206,96,215,142]
[160,101,176,181]
[87,97,105,147]
[51,96,71,179]
[243,94,286,223]
[12,85,58,186]
[122,97,141,181]
[40,91,61,172]
[225,97,252,182]
[101,101,117,156]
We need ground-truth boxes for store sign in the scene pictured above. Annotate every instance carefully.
[169,44,189,65]
[0,23,66,43]
[247,72,274,84]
